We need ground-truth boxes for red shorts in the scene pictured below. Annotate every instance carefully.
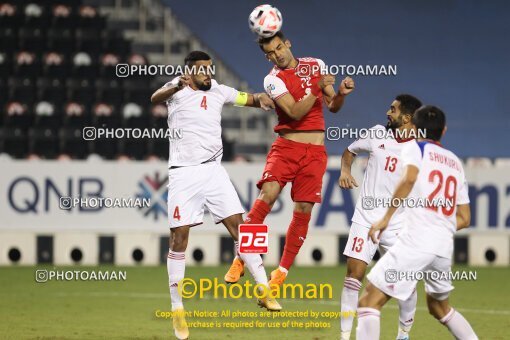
[257,137,327,203]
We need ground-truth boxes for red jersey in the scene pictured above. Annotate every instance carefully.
[263,57,326,132]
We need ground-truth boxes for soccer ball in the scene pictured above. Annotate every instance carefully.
[248,4,283,38]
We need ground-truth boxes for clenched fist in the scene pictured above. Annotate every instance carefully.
[339,76,355,96]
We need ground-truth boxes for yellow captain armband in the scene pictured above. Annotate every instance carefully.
[234,91,249,106]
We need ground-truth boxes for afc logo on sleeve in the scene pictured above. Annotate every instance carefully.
[239,224,268,254]
[266,84,276,95]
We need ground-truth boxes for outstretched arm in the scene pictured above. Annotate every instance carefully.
[244,93,275,111]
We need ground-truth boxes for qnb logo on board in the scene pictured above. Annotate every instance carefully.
[135,172,168,221]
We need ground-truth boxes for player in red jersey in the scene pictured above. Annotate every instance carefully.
[225,31,355,288]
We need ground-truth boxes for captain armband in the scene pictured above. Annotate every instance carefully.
[234,91,249,107]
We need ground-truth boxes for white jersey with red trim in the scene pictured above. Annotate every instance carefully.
[164,77,238,167]
[348,125,414,230]
[398,140,469,259]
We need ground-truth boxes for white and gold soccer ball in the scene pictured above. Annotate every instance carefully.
[248,4,283,38]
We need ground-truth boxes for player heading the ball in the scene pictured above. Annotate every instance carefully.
[224,31,355,291]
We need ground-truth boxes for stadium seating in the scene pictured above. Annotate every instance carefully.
[0,0,174,160]
[0,0,271,161]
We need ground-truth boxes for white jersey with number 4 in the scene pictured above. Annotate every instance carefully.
[348,125,414,230]
[164,77,239,167]
[398,140,469,259]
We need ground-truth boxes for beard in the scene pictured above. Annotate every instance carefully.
[197,82,211,91]
[386,118,402,132]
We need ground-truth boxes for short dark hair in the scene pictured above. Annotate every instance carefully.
[412,105,446,141]
[395,94,422,116]
[184,51,211,66]
[257,31,287,51]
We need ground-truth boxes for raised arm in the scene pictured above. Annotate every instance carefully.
[150,76,191,104]
[322,76,355,113]
[274,75,333,120]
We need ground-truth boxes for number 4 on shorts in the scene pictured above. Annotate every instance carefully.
[173,206,181,221]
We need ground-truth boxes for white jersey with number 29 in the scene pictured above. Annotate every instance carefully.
[398,140,470,259]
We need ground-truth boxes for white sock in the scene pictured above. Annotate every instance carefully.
[234,241,268,286]
[397,288,417,335]
[167,249,185,311]
[356,307,381,340]
[341,277,362,335]
[440,308,478,340]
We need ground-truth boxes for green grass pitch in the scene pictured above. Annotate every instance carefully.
[0,265,508,339]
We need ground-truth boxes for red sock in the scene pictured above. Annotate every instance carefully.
[280,211,311,270]
[245,199,271,224]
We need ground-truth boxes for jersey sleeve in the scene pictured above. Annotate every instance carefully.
[401,141,423,169]
[316,59,326,75]
[347,137,371,155]
[162,77,180,104]
[457,169,470,205]
[347,125,382,155]
[218,83,239,105]
[264,74,289,100]
[163,76,180,88]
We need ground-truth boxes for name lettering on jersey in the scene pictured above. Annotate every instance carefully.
[428,152,461,171]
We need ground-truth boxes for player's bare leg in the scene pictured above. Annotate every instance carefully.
[269,201,313,290]
[340,257,366,340]
[222,213,281,311]
[426,294,478,339]
[224,181,280,283]
[355,282,392,340]
[167,225,191,340]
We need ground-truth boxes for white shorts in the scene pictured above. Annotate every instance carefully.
[367,239,454,301]
[167,162,244,228]
[343,222,400,264]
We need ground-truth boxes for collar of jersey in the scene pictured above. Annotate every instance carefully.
[418,139,443,147]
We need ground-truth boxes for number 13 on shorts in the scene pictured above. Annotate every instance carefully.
[351,236,364,252]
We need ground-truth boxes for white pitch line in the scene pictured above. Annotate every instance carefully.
[52,291,510,315]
